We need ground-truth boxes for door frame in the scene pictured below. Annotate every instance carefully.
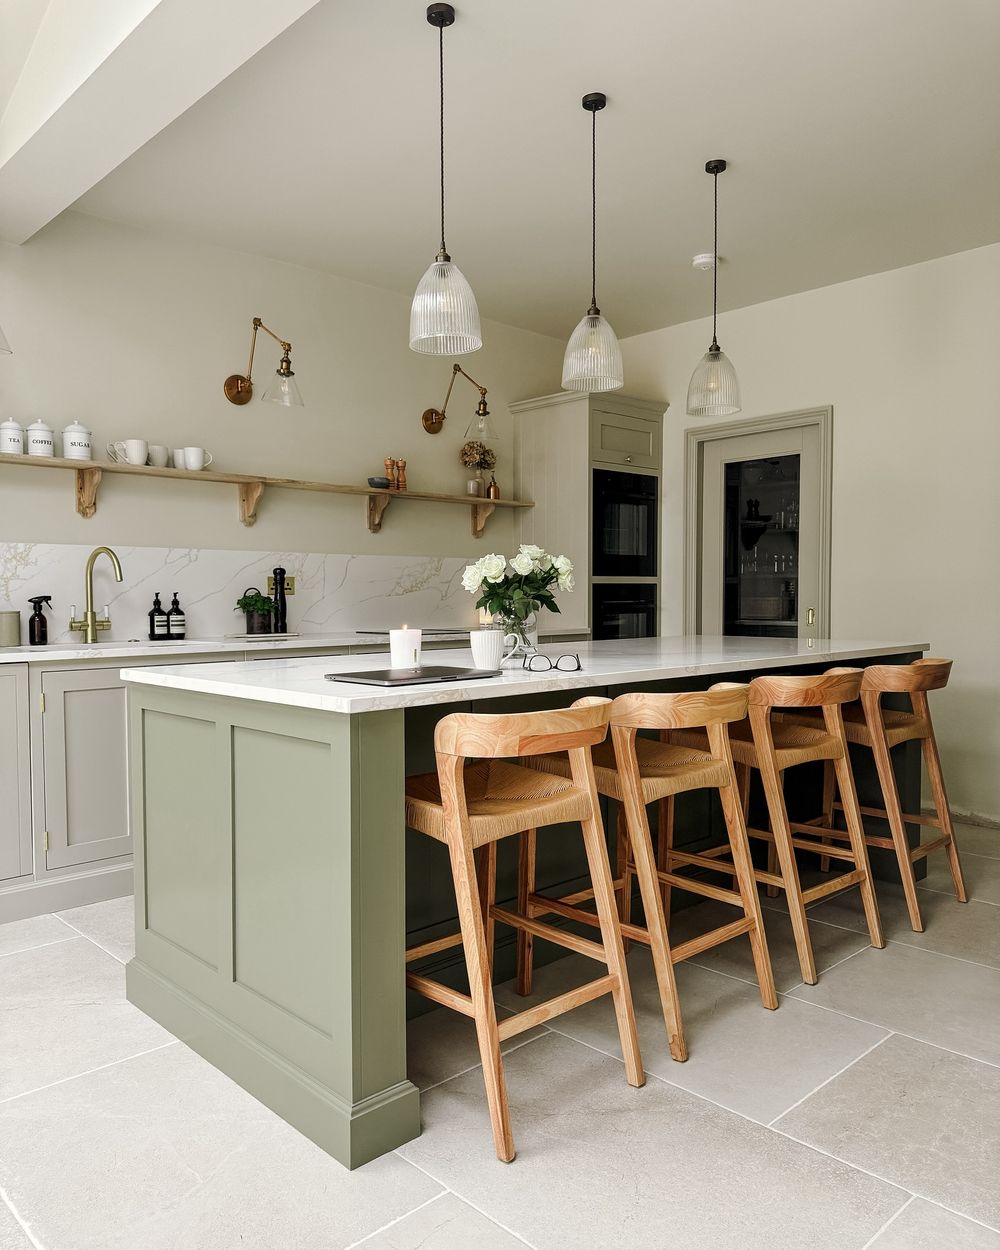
[683,406,834,635]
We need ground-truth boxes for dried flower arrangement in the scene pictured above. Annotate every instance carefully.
[459,440,497,472]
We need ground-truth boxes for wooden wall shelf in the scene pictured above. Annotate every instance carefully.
[0,453,532,538]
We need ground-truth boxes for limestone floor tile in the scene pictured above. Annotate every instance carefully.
[407,1006,547,1091]
[401,1031,905,1250]
[0,937,174,1101]
[952,823,1000,860]
[921,850,1000,906]
[788,940,1000,1064]
[809,882,1000,969]
[870,1198,1000,1249]
[776,1034,1000,1230]
[0,912,75,958]
[670,897,871,991]
[0,1043,441,1250]
[497,946,888,1124]
[56,894,135,962]
[355,1193,530,1249]
[0,1200,32,1250]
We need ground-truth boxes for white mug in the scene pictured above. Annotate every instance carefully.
[470,627,515,670]
[147,445,169,467]
[113,439,148,466]
[183,446,214,471]
[389,627,421,668]
[172,448,186,469]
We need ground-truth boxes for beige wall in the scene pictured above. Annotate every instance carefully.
[0,211,563,554]
[622,243,1000,822]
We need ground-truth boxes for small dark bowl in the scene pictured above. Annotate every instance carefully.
[368,476,391,489]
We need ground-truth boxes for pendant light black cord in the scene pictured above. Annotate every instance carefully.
[438,25,447,259]
[590,108,598,315]
[711,169,719,350]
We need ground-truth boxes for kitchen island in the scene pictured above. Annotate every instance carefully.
[122,636,926,1167]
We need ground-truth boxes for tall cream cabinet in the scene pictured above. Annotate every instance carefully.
[510,391,666,636]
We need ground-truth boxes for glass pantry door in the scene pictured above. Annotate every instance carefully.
[700,425,824,640]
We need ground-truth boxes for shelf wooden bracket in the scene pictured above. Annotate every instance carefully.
[367,491,392,534]
[238,479,265,527]
[471,501,496,539]
[75,466,102,519]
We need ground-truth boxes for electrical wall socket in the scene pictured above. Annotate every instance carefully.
[267,575,295,595]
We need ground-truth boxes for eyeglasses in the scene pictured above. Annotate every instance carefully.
[521,653,582,672]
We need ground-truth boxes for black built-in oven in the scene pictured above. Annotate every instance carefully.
[592,468,658,579]
[591,583,657,640]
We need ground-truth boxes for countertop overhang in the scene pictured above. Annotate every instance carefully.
[121,636,928,715]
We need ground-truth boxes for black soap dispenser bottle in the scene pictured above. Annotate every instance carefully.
[272,567,288,634]
[166,592,186,640]
[148,593,168,641]
[27,596,52,646]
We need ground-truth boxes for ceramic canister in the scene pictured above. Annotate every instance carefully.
[26,420,55,457]
[61,420,92,460]
[0,418,23,455]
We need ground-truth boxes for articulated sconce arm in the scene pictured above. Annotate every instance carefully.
[421,362,489,434]
[224,316,301,407]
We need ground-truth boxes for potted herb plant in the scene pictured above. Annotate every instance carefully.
[459,440,497,497]
[462,545,574,657]
[235,587,274,635]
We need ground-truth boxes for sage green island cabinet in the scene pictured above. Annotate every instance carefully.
[0,665,32,884]
[122,636,926,1169]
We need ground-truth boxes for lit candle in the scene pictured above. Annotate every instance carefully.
[389,624,422,669]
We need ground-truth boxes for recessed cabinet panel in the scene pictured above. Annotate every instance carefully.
[41,669,132,870]
[590,409,661,469]
[0,666,31,882]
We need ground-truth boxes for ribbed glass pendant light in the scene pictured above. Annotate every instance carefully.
[409,3,482,356]
[687,158,741,416]
[562,92,623,393]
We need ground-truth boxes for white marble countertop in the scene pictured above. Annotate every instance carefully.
[0,631,474,665]
[121,636,928,715]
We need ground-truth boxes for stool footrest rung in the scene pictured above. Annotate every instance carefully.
[801,869,865,903]
[490,906,607,963]
[528,891,651,945]
[654,866,743,907]
[405,933,464,963]
[788,821,852,841]
[748,825,857,863]
[405,972,474,1017]
[663,847,738,875]
[835,800,942,829]
[496,975,618,1040]
[671,917,755,963]
[911,834,950,861]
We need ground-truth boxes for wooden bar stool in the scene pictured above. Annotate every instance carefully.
[670,668,885,985]
[791,658,967,932]
[403,698,643,1163]
[516,685,778,1065]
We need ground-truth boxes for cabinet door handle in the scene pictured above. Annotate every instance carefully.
[806,607,815,626]
[624,455,633,463]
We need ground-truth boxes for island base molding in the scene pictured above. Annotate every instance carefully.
[126,959,420,1168]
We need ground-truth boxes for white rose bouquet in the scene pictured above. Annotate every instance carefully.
[461,545,575,632]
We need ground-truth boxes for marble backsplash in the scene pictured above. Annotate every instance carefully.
[0,543,479,642]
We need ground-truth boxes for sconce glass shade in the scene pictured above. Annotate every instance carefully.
[0,323,11,354]
[409,259,482,356]
[262,371,304,408]
[463,407,498,441]
[561,311,624,393]
[686,345,741,417]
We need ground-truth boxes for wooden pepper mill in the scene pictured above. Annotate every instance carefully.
[396,459,407,492]
[384,457,396,489]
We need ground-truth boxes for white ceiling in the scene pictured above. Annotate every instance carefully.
[72,0,1000,339]
[0,0,49,118]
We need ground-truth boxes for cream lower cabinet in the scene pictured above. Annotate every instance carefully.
[0,666,32,883]
[40,668,133,870]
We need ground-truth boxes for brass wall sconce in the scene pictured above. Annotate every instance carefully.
[224,317,304,407]
[422,362,497,439]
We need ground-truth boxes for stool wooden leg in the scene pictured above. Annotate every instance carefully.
[573,753,644,1086]
[750,709,817,984]
[449,831,515,1162]
[616,801,633,954]
[657,795,675,918]
[862,692,924,931]
[921,722,968,904]
[830,741,885,951]
[515,829,536,996]
[819,759,836,873]
[476,842,498,973]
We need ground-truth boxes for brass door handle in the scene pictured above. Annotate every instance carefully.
[806,607,815,626]
[624,455,633,463]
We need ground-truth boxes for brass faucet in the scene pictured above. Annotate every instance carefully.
[69,547,123,643]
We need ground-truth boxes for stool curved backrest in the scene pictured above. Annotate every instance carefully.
[434,698,612,759]
[861,658,952,695]
[748,667,863,709]
[611,683,749,731]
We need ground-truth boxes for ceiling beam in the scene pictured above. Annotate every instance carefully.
[0,0,324,244]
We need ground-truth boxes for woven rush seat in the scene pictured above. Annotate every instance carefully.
[671,717,842,770]
[406,759,591,846]
[780,703,930,750]
[531,736,730,803]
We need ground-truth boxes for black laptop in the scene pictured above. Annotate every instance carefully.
[327,666,502,687]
